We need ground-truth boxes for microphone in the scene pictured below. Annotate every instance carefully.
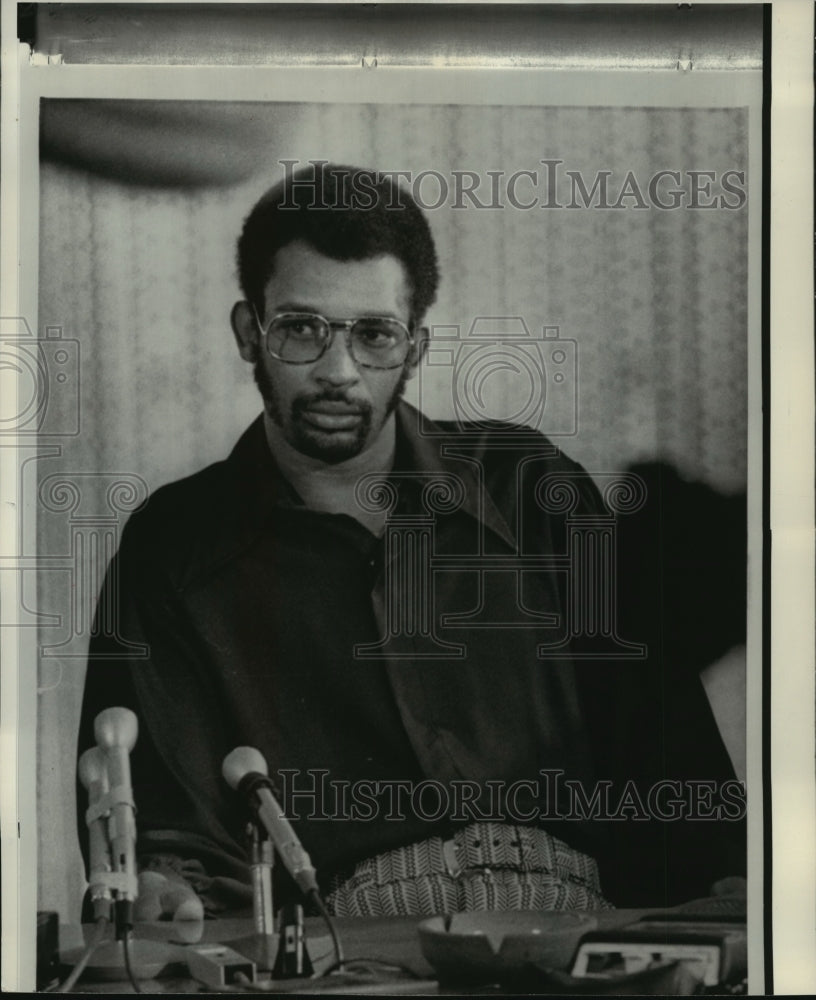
[78,747,113,922]
[94,707,139,932]
[222,747,319,896]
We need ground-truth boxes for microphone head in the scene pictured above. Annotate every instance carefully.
[222,746,268,790]
[94,707,138,752]
[78,747,108,790]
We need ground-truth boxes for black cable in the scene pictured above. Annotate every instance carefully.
[307,888,345,972]
[234,956,422,993]
[121,930,143,994]
[50,916,109,993]
[305,890,419,981]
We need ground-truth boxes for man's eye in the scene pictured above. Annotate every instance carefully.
[354,321,400,346]
[279,317,321,339]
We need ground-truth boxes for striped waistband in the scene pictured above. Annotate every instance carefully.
[325,822,612,917]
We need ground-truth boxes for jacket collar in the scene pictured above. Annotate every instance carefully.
[230,402,517,551]
[394,402,517,550]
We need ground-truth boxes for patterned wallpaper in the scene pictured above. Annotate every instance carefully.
[36,101,749,917]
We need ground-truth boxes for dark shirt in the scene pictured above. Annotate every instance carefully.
[78,403,744,908]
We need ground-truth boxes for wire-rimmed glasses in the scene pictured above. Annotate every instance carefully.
[254,310,415,370]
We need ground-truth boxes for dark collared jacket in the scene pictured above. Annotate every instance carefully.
[78,403,744,909]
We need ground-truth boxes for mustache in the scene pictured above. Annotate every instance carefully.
[292,390,372,415]
[252,365,367,413]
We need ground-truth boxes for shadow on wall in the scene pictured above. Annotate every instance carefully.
[616,460,747,677]
[40,101,274,188]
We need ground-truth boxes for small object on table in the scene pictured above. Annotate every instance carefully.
[273,903,314,978]
[509,958,704,995]
[185,943,258,988]
[570,916,747,988]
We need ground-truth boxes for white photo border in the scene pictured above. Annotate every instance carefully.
[1,2,812,993]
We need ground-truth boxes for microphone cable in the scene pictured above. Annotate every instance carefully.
[49,916,109,993]
[121,929,143,994]
[307,888,344,972]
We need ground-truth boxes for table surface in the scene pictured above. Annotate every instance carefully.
[57,907,667,994]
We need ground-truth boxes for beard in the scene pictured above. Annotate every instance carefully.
[253,362,409,464]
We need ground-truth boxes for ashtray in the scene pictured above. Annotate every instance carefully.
[418,909,597,983]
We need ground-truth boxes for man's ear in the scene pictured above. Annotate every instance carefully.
[230,301,259,363]
[405,326,429,379]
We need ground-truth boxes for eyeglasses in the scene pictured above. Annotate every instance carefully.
[254,310,415,370]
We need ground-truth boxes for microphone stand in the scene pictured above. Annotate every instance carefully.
[225,821,279,974]
[249,821,275,939]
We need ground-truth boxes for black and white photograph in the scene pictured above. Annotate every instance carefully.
[1,1,813,994]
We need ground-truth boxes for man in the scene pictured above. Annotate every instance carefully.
[78,163,744,921]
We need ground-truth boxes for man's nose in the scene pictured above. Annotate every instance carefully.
[311,329,360,385]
